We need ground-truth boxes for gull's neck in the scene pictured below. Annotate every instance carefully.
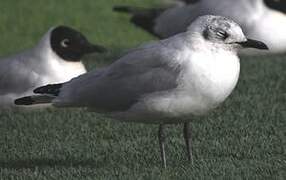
[33,28,58,61]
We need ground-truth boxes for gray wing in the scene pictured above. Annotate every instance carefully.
[155,0,257,38]
[58,41,181,111]
[154,3,202,38]
[0,53,41,95]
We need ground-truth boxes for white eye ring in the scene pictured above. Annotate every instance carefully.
[61,39,70,48]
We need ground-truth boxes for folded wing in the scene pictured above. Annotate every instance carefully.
[55,40,182,111]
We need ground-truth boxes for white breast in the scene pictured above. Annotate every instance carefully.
[184,50,240,112]
[43,60,86,84]
[129,48,240,121]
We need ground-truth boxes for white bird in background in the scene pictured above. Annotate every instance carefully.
[0,26,106,108]
[113,0,286,55]
[15,15,268,167]
[168,0,286,11]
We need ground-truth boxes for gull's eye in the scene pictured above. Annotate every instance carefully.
[207,26,229,40]
[61,39,70,48]
[216,30,229,39]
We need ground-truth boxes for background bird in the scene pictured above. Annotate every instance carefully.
[264,0,286,13]
[114,0,286,55]
[165,0,286,13]
[0,25,106,108]
[15,15,268,167]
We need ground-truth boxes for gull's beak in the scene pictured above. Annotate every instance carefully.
[237,39,269,50]
[83,42,107,54]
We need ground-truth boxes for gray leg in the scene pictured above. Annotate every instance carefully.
[158,124,167,168]
[184,122,193,163]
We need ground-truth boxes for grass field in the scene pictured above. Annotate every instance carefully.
[0,0,285,179]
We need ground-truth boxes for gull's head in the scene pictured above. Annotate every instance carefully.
[50,26,107,62]
[187,15,269,51]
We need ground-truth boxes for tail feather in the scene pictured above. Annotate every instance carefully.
[113,6,164,14]
[113,5,166,38]
[14,95,55,105]
[179,0,199,4]
[113,6,134,13]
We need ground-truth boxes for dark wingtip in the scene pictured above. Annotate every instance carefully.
[86,44,108,54]
[181,0,200,4]
[33,83,63,96]
[14,96,34,105]
[113,6,131,13]
[95,45,108,53]
[33,86,44,94]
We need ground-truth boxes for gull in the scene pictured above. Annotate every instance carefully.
[113,0,286,54]
[170,0,286,9]
[15,15,268,167]
[171,0,286,13]
[0,25,106,108]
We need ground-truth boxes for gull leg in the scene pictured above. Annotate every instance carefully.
[183,122,193,164]
[158,124,167,168]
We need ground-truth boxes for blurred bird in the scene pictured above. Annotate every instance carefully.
[167,0,286,13]
[114,0,286,54]
[15,16,268,167]
[160,0,197,7]
[0,26,106,108]
[264,0,286,13]
[162,0,199,6]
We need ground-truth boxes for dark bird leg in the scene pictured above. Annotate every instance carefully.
[183,122,193,164]
[158,124,167,168]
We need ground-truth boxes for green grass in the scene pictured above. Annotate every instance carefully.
[0,0,285,179]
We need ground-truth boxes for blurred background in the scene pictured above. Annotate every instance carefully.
[0,0,285,179]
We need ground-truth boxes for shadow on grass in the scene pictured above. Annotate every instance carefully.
[0,158,102,169]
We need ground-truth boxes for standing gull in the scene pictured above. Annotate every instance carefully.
[0,26,106,108]
[114,0,286,54]
[15,16,268,167]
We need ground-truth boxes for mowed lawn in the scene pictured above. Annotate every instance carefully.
[0,0,285,179]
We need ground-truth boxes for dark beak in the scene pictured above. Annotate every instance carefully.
[237,39,269,50]
[83,42,107,54]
